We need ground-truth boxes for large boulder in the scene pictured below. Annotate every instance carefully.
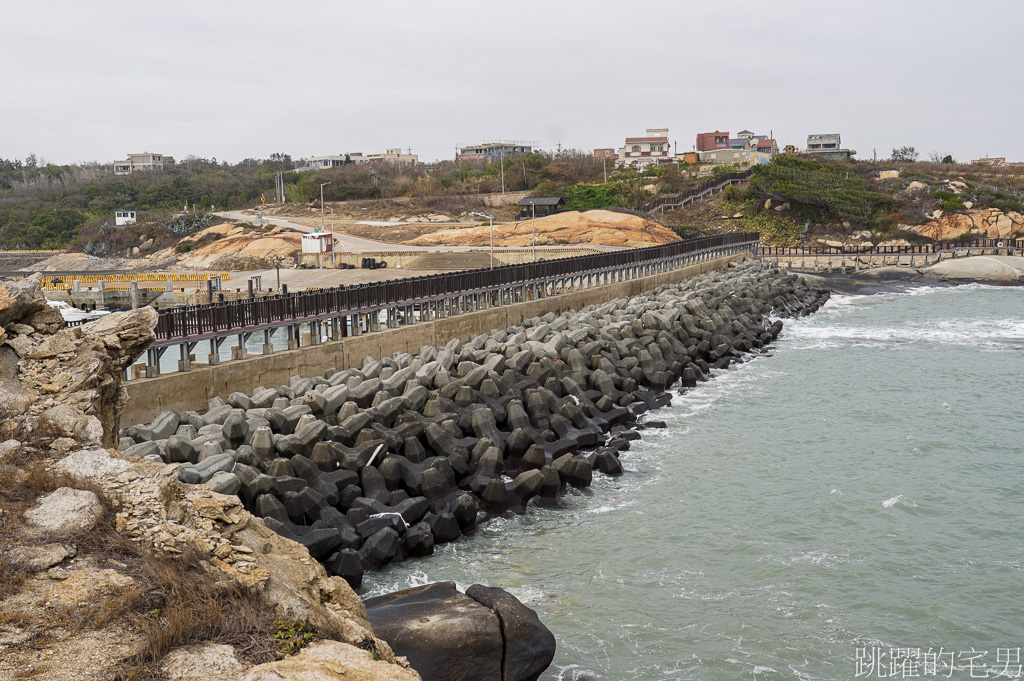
[365,582,504,681]
[465,585,556,681]
[365,581,555,681]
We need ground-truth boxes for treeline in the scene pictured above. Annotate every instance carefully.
[0,156,279,249]
[0,149,713,250]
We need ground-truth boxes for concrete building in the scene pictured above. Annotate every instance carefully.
[805,134,856,160]
[113,152,171,175]
[363,148,418,165]
[699,148,772,167]
[458,142,533,161]
[114,209,137,226]
[617,128,672,168]
[308,155,350,169]
[308,148,419,169]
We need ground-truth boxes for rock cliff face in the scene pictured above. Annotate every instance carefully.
[0,274,156,447]
[0,274,420,681]
[905,208,1024,241]
[405,209,681,248]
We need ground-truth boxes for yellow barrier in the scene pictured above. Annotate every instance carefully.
[38,272,231,285]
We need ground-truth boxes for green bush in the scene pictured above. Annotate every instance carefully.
[938,196,965,212]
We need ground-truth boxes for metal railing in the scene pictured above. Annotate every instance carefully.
[759,237,1024,256]
[642,170,753,215]
[153,232,759,345]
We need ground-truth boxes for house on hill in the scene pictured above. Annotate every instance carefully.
[113,152,171,175]
[617,128,672,168]
[805,134,856,160]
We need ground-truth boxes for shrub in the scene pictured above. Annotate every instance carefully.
[938,196,965,212]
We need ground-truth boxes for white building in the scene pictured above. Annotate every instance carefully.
[113,152,171,175]
[114,209,137,226]
[308,148,419,169]
[301,231,334,253]
[617,128,672,168]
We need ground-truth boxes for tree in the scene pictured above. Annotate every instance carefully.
[928,151,956,164]
[890,146,918,163]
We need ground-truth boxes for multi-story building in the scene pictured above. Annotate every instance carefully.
[457,142,532,161]
[696,131,730,152]
[113,152,171,175]
[617,128,672,168]
[805,134,856,160]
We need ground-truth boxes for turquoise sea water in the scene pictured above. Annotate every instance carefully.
[363,284,1024,681]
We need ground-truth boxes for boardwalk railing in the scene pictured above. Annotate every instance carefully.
[642,170,753,215]
[137,232,759,378]
[759,237,1024,257]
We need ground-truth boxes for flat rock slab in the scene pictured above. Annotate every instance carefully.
[24,487,103,535]
[241,640,420,681]
[162,643,244,681]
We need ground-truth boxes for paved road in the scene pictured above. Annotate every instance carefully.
[214,210,624,254]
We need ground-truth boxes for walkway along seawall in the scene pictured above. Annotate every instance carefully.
[123,249,754,427]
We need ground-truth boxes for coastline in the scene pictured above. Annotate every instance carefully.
[792,255,1024,295]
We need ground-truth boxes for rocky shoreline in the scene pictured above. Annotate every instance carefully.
[794,255,1024,295]
[2,260,829,681]
[120,260,828,589]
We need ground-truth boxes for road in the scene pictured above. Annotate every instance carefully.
[214,210,624,254]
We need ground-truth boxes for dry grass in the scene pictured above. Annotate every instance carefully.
[1,455,314,680]
[111,548,283,680]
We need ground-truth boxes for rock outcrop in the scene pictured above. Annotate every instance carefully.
[0,274,157,446]
[405,209,681,248]
[905,207,1024,241]
[168,226,302,270]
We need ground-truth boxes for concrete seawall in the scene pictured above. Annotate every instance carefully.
[121,253,747,426]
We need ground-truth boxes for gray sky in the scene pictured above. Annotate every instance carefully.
[4,0,1022,165]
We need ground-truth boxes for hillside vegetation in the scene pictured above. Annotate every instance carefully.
[665,156,1024,246]
[0,152,715,252]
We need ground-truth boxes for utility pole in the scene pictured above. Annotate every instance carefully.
[603,158,607,183]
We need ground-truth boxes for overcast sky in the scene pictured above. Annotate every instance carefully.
[4,0,1022,165]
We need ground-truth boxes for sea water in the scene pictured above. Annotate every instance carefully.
[363,284,1024,681]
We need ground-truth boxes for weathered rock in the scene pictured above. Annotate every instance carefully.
[162,643,244,681]
[466,583,557,681]
[24,487,103,535]
[365,582,504,681]
[241,640,419,681]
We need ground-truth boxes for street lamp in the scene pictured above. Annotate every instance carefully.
[320,182,332,268]
[470,211,495,269]
[319,182,331,231]
[529,201,537,262]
